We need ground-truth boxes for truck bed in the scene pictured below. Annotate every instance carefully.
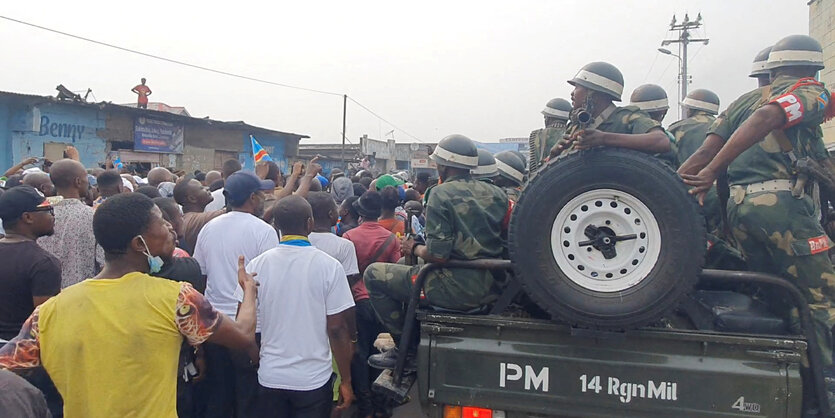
[417,312,807,417]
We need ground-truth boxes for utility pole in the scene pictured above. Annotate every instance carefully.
[661,13,708,119]
[341,94,347,168]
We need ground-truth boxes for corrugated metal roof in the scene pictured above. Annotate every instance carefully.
[0,90,309,139]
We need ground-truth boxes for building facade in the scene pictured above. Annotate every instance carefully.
[0,91,307,173]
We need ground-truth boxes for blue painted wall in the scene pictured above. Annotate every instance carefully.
[6,101,105,168]
[240,132,289,172]
[0,100,11,170]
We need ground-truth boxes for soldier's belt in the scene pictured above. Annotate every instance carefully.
[734,179,794,194]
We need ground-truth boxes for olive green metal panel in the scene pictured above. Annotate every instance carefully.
[418,314,803,417]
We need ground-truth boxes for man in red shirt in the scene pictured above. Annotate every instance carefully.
[342,190,400,418]
[132,78,152,109]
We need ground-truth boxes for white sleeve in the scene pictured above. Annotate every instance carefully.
[325,259,355,315]
[259,226,280,254]
[192,233,208,275]
[342,241,360,276]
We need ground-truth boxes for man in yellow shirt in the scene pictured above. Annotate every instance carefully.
[0,193,260,418]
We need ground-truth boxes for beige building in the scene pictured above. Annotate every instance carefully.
[810,0,835,145]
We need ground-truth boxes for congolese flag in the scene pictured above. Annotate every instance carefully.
[251,135,273,163]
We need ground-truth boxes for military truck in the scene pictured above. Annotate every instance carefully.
[373,148,831,417]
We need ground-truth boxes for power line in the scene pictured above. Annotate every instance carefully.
[0,15,427,143]
[347,96,426,143]
[0,16,345,97]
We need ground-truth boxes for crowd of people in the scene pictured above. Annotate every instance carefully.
[1,31,835,416]
[0,140,521,417]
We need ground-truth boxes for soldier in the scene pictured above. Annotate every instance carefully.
[750,46,773,88]
[493,151,526,203]
[549,62,671,159]
[669,89,722,233]
[629,84,670,123]
[364,134,509,370]
[679,35,835,387]
[471,149,499,182]
[529,98,571,171]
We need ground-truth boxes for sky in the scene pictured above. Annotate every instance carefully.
[0,1,811,144]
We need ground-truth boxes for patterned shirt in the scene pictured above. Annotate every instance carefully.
[37,198,105,288]
[562,105,676,166]
[0,282,219,370]
[422,174,510,302]
[708,75,831,186]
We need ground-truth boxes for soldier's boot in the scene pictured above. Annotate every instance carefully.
[368,347,417,372]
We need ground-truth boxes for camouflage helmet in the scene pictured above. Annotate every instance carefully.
[765,35,824,71]
[681,89,720,115]
[629,84,669,112]
[494,151,526,186]
[542,98,572,120]
[568,62,624,101]
[471,148,498,179]
[749,46,772,78]
[430,134,479,169]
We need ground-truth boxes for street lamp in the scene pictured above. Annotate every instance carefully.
[657,48,684,119]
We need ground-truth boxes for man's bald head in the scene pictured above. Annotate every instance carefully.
[274,195,313,236]
[50,159,88,192]
[204,170,222,186]
[23,172,55,197]
[147,167,173,187]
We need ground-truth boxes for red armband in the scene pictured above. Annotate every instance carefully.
[771,93,804,128]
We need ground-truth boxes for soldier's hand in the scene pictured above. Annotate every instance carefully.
[681,168,717,206]
[549,139,572,159]
[574,129,608,150]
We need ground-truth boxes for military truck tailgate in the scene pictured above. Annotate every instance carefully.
[418,313,805,418]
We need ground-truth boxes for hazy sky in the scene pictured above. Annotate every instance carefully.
[0,1,809,144]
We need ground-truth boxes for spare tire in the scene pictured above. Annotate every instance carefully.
[509,148,705,329]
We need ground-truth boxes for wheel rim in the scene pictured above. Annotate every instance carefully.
[550,188,661,292]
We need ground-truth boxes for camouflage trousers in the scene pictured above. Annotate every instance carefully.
[364,262,497,338]
[728,189,835,365]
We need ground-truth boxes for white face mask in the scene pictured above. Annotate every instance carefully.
[137,235,164,274]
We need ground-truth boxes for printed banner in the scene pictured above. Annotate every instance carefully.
[134,117,184,154]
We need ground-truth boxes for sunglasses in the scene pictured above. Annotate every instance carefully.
[29,206,54,215]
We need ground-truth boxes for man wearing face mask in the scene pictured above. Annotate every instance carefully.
[364,134,510,371]
[192,171,279,418]
[0,193,259,418]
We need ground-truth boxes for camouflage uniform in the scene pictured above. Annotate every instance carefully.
[708,75,835,364]
[562,104,677,166]
[669,111,722,233]
[529,126,565,171]
[364,174,509,336]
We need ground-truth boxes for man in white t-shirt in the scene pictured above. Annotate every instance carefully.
[306,192,360,282]
[193,170,277,418]
[204,159,242,212]
[236,195,355,417]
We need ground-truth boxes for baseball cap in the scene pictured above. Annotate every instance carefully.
[0,186,51,223]
[353,190,382,220]
[316,174,329,189]
[375,174,405,191]
[223,171,275,205]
